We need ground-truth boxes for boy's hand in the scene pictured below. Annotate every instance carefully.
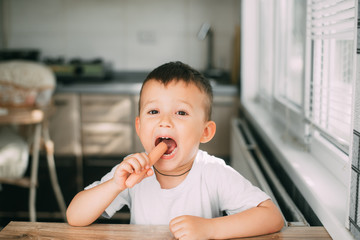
[112,142,167,189]
[169,215,214,240]
[112,152,151,190]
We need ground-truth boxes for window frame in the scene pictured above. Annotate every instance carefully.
[254,0,355,185]
[240,1,356,238]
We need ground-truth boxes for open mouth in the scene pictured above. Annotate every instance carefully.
[155,137,177,156]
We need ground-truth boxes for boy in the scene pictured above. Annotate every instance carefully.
[66,61,284,239]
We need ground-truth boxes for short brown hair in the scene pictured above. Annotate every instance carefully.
[139,61,213,120]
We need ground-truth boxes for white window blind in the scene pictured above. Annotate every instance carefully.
[306,0,356,153]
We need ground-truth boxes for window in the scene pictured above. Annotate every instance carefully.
[256,0,356,154]
[242,1,357,237]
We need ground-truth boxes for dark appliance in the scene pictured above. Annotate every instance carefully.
[44,57,112,83]
[0,49,40,62]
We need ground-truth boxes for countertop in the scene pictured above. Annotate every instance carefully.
[55,72,238,96]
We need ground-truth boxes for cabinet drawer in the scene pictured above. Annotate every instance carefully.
[49,93,81,156]
[81,94,132,123]
[82,123,132,155]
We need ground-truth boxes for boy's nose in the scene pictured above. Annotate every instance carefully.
[159,115,172,128]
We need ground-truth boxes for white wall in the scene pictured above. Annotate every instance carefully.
[2,0,239,71]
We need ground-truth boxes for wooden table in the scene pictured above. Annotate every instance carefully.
[0,221,332,239]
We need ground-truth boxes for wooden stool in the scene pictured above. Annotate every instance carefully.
[0,107,66,222]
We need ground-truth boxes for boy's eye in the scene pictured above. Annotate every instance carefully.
[148,110,159,115]
[176,111,188,116]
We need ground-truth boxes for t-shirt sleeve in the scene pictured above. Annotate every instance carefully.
[209,159,270,215]
[84,164,131,218]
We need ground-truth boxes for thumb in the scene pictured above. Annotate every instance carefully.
[145,168,154,177]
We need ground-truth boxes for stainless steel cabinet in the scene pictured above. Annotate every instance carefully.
[80,95,131,123]
[200,95,238,157]
[82,122,132,155]
[80,94,134,156]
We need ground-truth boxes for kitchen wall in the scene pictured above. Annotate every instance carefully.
[1,0,240,72]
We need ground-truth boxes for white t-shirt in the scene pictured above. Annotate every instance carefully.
[85,150,270,225]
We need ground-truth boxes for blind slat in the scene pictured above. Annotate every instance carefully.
[311,19,354,34]
[312,0,354,14]
[310,31,354,40]
[312,8,354,23]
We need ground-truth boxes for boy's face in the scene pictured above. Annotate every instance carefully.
[135,79,215,173]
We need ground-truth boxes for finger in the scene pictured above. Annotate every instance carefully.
[133,152,152,171]
[138,152,151,169]
[118,162,134,174]
[123,153,133,160]
[169,217,184,233]
[124,153,149,166]
[130,153,150,172]
[126,158,142,173]
[170,225,186,240]
[169,215,185,226]
[145,168,154,177]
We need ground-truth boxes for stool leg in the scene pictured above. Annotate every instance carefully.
[29,123,41,222]
[42,123,67,222]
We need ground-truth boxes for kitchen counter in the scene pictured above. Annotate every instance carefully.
[55,72,238,96]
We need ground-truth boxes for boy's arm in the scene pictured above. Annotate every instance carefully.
[66,179,125,227]
[169,199,284,240]
[66,142,167,227]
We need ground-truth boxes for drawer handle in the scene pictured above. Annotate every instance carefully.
[54,99,68,106]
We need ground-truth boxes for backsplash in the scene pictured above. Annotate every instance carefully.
[1,0,240,72]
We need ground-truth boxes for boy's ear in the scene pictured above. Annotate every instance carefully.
[135,116,140,137]
[200,121,216,143]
